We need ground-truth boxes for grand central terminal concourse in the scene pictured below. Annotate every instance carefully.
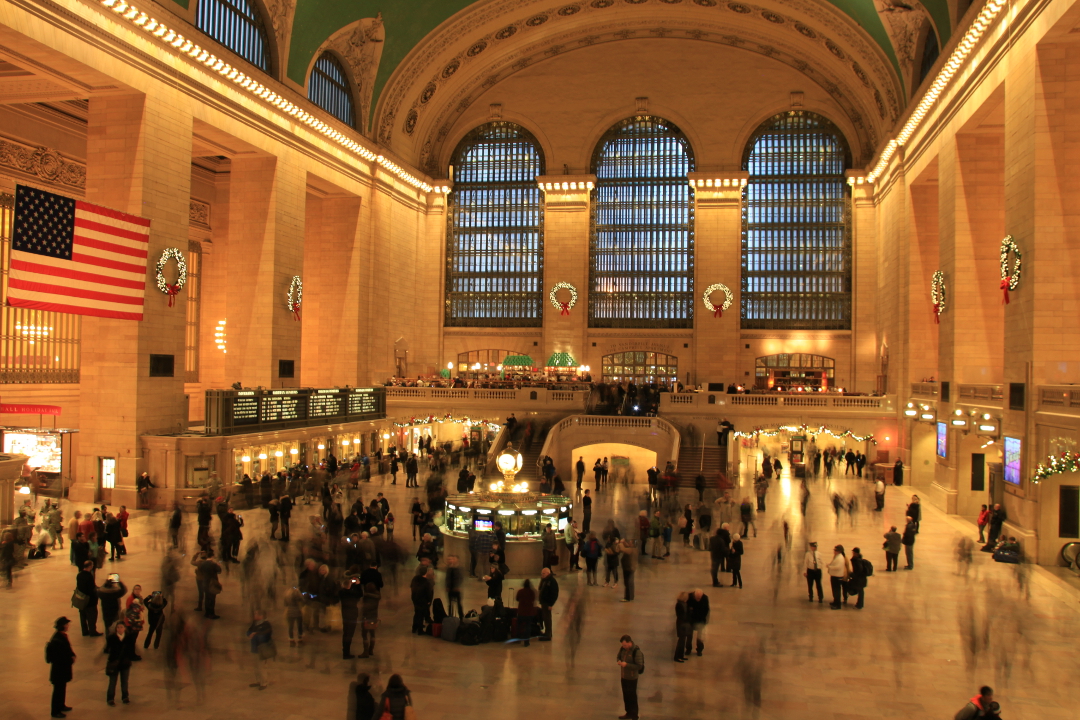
[2,0,1080,718]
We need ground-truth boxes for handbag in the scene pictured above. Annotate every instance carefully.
[71,589,90,610]
[208,577,223,595]
[257,639,277,660]
[362,619,379,631]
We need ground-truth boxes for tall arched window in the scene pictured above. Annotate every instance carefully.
[590,116,694,328]
[196,0,270,71]
[741,111,851,330]
[308,53,355,127]
[918,23,940,87]
[446,123,544,327]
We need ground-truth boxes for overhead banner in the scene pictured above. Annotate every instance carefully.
[0,404,63,416]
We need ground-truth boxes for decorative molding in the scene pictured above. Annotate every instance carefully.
[189,199,211,229]
[0,137,85,190]
[325,16,385,134]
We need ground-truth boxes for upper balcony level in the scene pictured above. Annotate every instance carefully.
[1037,385,1080,417]
[908,383,1003,408]
[660,391,894,416]
[385,386,588,412]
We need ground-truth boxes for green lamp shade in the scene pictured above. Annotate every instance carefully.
[501,355,534,367]
[545,352,576,367]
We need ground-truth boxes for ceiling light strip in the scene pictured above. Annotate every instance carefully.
[867,0,1009,184]
[99,0,435,192]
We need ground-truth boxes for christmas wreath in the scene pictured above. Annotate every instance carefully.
[549,282,578,316]
[999,235,1021,304]
[931,270,945,324]
[287,275,303,321]
[155,247,187,307]
[702,283,733,318]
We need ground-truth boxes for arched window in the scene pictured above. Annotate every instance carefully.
[741,111,851,330]
[446,123,544,327]
[590,116,694,328]
[196,0,270,71]
[308,53,355,127]
[918,23,940,87]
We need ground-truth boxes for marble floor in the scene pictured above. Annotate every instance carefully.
[3,459,1079,720]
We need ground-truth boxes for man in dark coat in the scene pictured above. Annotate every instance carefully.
[538,567,559,640]
[97,575,127,630]
[340,574,363,658]
[46,616,76,718]
[279,494,293,541]
[75,561,101,636]
[709,527,729,586]
[686,588,710,656]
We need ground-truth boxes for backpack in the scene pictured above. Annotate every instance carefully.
[861,558,874,577]
[635,646,645,675]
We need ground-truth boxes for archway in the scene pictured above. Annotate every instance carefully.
[572,443,658,486]
[601,351,678,387]
[755,353,835,390]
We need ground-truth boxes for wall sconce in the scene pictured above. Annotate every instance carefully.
[904,402,917,417]
[241,455,251,462]
[950,409,968,427]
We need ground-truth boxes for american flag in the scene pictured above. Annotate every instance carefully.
[8,185,150,321]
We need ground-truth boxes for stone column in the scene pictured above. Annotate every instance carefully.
[847,173,878,393]
[224,155,305,387]
[689,173,744,387]
[537,176,594,369]
[74,92,193,504]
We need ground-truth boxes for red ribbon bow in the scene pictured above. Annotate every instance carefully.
[1000,277,1011,305]
[933,302,941,324]
[292,304,301,322]
[165,284,180,307]
[560,302,570,316]
[713,305,723,318]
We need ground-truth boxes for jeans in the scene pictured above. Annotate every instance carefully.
[604,559,619,585]
[886,552,898,571]
[203,592,217,618]
[585,557,598,585]
[806,568,823,600]
[342,620,357,655]
[106,665,130,702]
[730,568,742,588]
[287,616,303,640]
[143,613,164,648]
[620,678,639,719]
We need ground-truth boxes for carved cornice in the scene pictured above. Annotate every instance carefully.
[0,136,85,190]
[189,199,211,230]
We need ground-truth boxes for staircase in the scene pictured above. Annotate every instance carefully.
[519,420,552,482]
[675,445,727,485]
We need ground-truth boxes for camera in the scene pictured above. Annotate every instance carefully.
[107,573,120,583]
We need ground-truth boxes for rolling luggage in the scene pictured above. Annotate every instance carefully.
[431,598,447,623]
[442,615,461,642]
[493,616,510,642]
[459,619,482,646]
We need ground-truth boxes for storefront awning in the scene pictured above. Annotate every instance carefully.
[501,355,534,367]
[545,352,576,368]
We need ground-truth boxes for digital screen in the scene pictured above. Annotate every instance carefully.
[261,392,306,423]
[232,395,259,425]
[348,389,379,415]
[206,386,385,435]
[3,432,63,472]
[475,518,493,531]
[936,422,947,458]
[1004,436,1021,485]
[309,391,343,418]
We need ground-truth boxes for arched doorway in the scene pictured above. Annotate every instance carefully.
[601,351,678,387]
[755,353,834,390]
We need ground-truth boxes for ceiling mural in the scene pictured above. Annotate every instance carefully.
[284,0,953,107]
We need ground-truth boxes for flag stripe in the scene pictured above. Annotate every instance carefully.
[9,278,145,306]
[8,284,146,315]
[73,216,152,247]
[7,295,144,321]
[75,199,152,228]
[73,233,149,259]
[12,250,146,279]
[72,223,150,252]
[10,258,146,291]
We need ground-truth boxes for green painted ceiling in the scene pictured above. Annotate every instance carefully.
[175,0,953,110]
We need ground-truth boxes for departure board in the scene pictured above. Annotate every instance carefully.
[204,386,385,436]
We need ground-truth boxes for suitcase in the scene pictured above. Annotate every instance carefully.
[431,622,442,638]
[493,616,510,642]
[459,619,482,646]
[442,615,461,642]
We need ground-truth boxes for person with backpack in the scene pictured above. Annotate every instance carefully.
[373,673,413,720]
[845,547,871,609]
[46,616,76,718]
[616,634,645,720]
[581,532,602,586]
[954,686,1002,719]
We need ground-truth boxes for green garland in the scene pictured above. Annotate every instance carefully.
[999,235,1021,290]
[393,413,501,432]
[734,424,877,445]
[1032,451,1080,484]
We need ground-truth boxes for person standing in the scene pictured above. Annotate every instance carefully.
[893,458,904,486]
[845,449,856,475]
[445,555,464,618]
[754,475,768,513]
[197,551,222,619]
[982,503,1007,551]
[105,621,135,705]
[616,635,645,720]
[709,527,727,587]
[906,495,922,533]
[340,575,362,659]
[976,504,990,544]
[619,539,637,602]
[565,519,580,570]
[902,517,917,569]
[268,499,280,540]
[279,494,293,542]
[405,454,419,489]
[804,541,824,603]
[246,611,274,689]
[593,459,603,491]
[673,592,691,663]
[581,532,601,586]
[97,574,127,630]
[359,582,380,658]
[582,490,593,533]
[538,567,559,640]
[883,526,902,571]
[143,591,168,649]
[694,473,706,503]
[348,673,376,720]
[515,579,538,646]
[410,569,433,633]
[874,478,886,511]
[827,545,851,609]
[75,561,100,636]
[856,451,867,478]
[541,524,557,569]
[729,533,744,588]
[46,617,75,718]
[686,588,710,656]
[847,547,869,609]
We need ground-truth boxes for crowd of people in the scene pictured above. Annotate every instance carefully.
[11,433,1017,720]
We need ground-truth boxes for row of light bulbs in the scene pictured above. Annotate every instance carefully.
[688,178,747,188]
[239,432,397,462]
[214,319,226,353]
[540,181,595,191]
[903,401,999,433]
[99,0,436,193]
[868,0,1010,183]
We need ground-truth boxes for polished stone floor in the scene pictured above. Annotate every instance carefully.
[3,458,1078,720]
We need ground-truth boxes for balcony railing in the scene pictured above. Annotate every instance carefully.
[910,382,939,398]
[956,384,1003,406]
[385,386,588,410]
[1038,385,1080,413]
[659,392,893,413]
